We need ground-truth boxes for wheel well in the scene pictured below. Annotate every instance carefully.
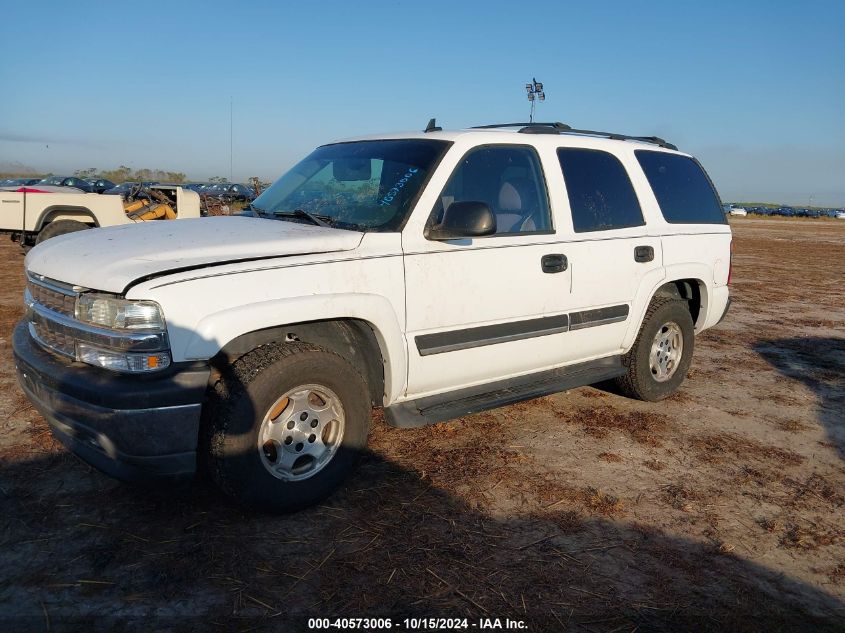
[212,319,385,406]
[654,279,703,326]
[37,206,98,230]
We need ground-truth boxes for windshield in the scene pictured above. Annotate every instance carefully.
[38,176,66,185]
[251,139,450,231]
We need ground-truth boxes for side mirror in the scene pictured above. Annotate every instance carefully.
[428,201,496,240]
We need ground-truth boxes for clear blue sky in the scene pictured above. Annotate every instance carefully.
[1,0,843,205]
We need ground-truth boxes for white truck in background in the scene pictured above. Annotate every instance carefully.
[0,184,201,247]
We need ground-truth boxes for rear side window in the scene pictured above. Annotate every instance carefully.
[557,148,644,232]
[635,150,726,224]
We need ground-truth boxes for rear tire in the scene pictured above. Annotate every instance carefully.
[614,297,694,401]
[203,342,371,513]
[35,219,91,245]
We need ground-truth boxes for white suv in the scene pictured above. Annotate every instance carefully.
[14,121,731,512]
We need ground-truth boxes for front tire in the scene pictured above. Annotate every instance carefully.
[614,297,694,401]
[204,342,371,513]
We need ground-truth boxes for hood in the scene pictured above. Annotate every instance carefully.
[26,216,364,294]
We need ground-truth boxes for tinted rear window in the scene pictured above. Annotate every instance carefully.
[557,148,644,232]
[635,150,725,224]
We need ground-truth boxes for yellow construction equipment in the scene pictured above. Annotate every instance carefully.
[123,189,177,221]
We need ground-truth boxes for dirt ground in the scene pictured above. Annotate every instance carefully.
[0,219,843,632]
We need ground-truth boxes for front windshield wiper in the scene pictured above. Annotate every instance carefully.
[246,203,269,218]
[273,209,333,228]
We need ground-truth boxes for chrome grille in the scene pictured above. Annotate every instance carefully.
[26,279,76,317]
[26,273,82,359]
[29,321,76,357]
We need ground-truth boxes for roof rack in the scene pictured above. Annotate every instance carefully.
[470,122,677,150]
[472,122,572,131]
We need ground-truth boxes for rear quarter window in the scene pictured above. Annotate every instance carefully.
[635,150,726,224]
[557,148,645,233]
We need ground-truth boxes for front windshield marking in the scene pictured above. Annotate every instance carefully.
[251,139,449,232]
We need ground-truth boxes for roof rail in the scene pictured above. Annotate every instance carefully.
[471,122,572,131]
[561,128,678,150]
[470,122,677,150]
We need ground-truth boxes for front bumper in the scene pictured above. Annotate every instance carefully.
[12,320,210,483]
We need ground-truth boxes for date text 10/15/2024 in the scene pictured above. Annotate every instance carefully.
[308,617,528,630]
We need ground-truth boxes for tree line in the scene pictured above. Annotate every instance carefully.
[73,166,188,183]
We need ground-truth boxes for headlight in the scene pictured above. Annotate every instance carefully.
[76,294,166,331]
[73,293,170,373]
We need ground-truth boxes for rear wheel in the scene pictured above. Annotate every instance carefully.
[35,219,91,245]
[203,342,371,513]
[614,297,694,401]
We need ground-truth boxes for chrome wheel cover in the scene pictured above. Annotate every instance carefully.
[258,384,345,481]
[649,321,683,382]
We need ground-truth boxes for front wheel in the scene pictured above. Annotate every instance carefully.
[203,342,371,513]
[614,297,695,401]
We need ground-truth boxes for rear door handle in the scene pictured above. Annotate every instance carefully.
[541,253,568,273]
[634,245,654,263]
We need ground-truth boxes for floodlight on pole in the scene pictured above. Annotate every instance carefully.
[525,77,546,122]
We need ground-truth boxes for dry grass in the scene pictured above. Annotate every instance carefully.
[0,220,843,629]
[824,564,845,585]
[778,523,844,551]
[759,518,783,534]
[515,476,627,517]
[598,452,623,463]
[555,405,669,447]
[662,482,703,511]
[775,419,812,433]
[688,433,804,466]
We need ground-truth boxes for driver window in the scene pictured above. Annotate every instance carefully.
[431,145,552,235]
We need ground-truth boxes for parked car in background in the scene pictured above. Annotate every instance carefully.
[836,212,845,220]
[182,183,211,192]
[0,178,43,187]
[35,176,96,192]
[728,206,747,217]
[102,181,160,196]
[204,183,256,202]
[86,178,116,194]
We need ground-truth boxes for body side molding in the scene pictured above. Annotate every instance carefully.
[415,314,569,357]
[414,304,629,356]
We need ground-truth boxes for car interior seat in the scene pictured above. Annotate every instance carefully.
[497,178,539,233]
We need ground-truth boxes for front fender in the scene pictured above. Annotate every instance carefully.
[180,293,407,405]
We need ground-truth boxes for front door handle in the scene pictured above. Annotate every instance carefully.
[634,245,654,263]
[541,253,568,273]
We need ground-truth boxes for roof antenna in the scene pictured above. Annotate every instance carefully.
[424,118,442,133]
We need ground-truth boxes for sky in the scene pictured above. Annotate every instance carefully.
[1,0,843,205]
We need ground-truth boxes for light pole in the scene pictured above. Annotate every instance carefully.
[525,78,545,123]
